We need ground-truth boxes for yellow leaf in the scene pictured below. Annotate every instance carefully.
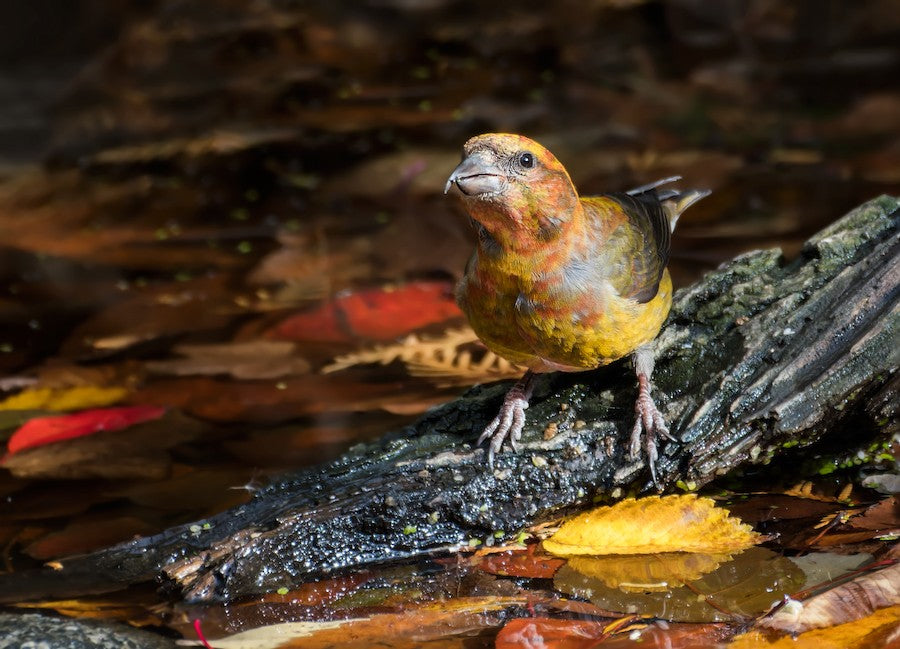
[14,597,166,627]
[566,552,732,592]
[0,386,129,412]
[728,605,900,649]
[542,495,762,556]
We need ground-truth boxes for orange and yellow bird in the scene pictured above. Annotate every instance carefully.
[445,133,709,484]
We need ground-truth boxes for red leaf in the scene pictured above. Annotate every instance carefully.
[497,618,733,649]
[496,618,609,649]
[266,281,462,342]
[479,547,566,579]
[5,405,167,456]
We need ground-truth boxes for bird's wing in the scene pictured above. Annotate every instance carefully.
[601,191,672,304]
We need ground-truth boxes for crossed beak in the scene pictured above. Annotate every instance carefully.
[444,152,504,196]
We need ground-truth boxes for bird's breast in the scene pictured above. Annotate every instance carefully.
[459,263,673,371]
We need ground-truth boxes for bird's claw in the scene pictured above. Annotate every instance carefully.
[477,377,533,469]
[629,375,674,488]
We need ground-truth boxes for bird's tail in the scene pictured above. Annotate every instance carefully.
[626,176,710,232]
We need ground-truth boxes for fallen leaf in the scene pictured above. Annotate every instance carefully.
[598,620,735,649]
[60,275,241,357]
[5,405,166,456]
[14,595,167,627]
[720,493,843,525]
[322,326,521,386]
[253,573,372,607]
[174,596,527,649]
[0,386,129,413]
[1,411,199,479]
[848,496,899,532]
[494,617,614,649]
[758,562,900,634]
[730,605,900,648]
[146,341,310,379]
[129,374,448,423]
[478,545,566,579]
[23,516,159,560]
[554,547,804,623]
[266,281,462,343]
[496,617,734,649]
[543,495,762,556]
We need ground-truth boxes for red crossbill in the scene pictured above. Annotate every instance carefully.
[445,133,709,485]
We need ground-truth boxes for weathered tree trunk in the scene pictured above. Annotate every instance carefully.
[0,196,897,604]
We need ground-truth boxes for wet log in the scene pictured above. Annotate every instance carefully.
[0,195,897,604]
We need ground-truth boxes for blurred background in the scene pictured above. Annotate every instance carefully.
[0,0,899,572]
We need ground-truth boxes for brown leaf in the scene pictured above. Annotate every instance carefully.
[726,494,843,524]
[494,617,613,649]
[130,374,448,423]
[849,497,900,532]
[61,276,241,357]
[13,595,167,627]
[758,562,900,634]
[586,620,734,649]
[478,546,566,579]
[23,517,158,560]
[731,606,900,648]
[146,341,310,380]
[320,150,461,200]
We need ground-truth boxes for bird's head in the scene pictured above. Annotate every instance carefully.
[445,134,578,248]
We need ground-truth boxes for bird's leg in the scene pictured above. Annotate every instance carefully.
[630,345,675,486]
[477,371,536,469]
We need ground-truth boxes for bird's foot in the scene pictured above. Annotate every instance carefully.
[477,372,535,469]
[629,373,675,488]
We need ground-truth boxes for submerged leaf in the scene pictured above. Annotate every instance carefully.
[5,405,166,456]
[543,495,762,556]
[14,596,167,627]
[554,547,804,623]
[478,545,566,579]
[496,618,734,649]
[23,516,159,560]
[267,281,462,343]
[494,617,614,649]
[1,411,198,479]
[146,341,310,379]
[0,386,129,413]
[178,596,526,649]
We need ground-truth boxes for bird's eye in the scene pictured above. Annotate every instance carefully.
[519,152,535,168]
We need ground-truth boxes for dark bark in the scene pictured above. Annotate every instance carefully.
[0,196,897,604]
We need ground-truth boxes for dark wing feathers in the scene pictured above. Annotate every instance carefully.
[606,190,672,304]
